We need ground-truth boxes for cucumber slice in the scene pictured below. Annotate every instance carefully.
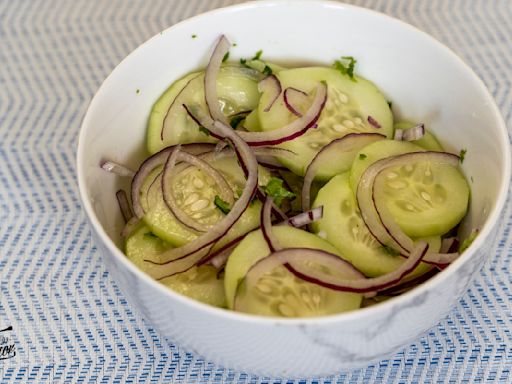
[147,65,262,154]
[350,139,424,194]
[374,160,469,237]
[243,109,261,132]
[257,67,393,176]
[125,222,226,307]
[311,173,435,277]
[224,226,363,315]
[142,156,271,247]
[394,121,444,151]
[244,59,287,74]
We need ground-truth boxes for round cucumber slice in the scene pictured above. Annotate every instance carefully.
[257,67,393,176]
[125,222,226,307]
[311,172,435,278]
[224,226,363,316]
[147,65,262,154]
[350,139,424,194]
[142,156,271,247]
[374,160,469,237]
[394,121,444,151]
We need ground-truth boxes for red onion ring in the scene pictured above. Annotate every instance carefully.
[259,75,282,112]
[204,35,231,124]
[161,146,234,233]
[131,143,215,218]
[239,241,428,297]
[282,206,323,228]
[116,189,133,222]
[367,115,381,128]
[301,133,386,211]
[283,87,308,117]
[260,197,281,252]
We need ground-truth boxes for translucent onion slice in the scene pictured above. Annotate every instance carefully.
[301,133,386,211]
[204,35,231,124]
[283,87,309,117]
[394,123,425,141]
[131,143,215,218]
[238,242,427,297]
[260,197,281,252]
[101,160,135,178]
[116,189,133,222]
[143,106,259,279]
[259,74,282,112]
[161,146,234,233]
[282,206,323,228]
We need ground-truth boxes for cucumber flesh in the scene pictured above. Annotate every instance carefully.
[349,139,424,194]
[224,226,362,315]
[311,173,435,277]
[258,67,394,176]
[141,156,271,248]
[125,222,226,307]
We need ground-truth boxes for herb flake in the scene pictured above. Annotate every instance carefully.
[144,232,159,239]
[263,177,296,206]
[262,65,273,76]
[459,148,467,163]
[198,126,210,136]
[222,51,230,63]
[214,195,231,214]
[252,49,263,60]
[230,115,246,129]
[359,153,367,160]
[191,34,197,39]
[333,56,357,81]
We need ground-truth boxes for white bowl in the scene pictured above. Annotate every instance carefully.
[77,0,510,377]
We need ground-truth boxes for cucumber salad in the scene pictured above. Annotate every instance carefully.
[102,36,472,317]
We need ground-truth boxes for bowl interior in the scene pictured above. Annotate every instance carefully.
[78,0,510,311]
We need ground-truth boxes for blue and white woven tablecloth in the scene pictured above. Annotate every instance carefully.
[1,0,511,382]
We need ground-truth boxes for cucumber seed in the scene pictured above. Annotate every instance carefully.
[343,119,355,129]
[190,199,209,212]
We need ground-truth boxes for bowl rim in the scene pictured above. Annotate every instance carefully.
[77,0,511,326]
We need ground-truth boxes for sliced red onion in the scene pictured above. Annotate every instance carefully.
[377,266,438,296]
[283,87,308,117]
[235,82,327,146]
[240,241,428,296]
[394,123,425,141]
[255,188,288,222]
[198,233,246,267]
[121,217,140,238]
[440,237,459,253]
[116,189,133,222]
[161,146,234,232]
[131,143,215,218]
[301,133,386,211]
[260,197,281,252]
[204,35,231,124]
[357,151,461,264]
[367,115,381,128]
[259,74,282,112]
[143,106,259,279]
[282,206,323,228]
[101,160,135,178]
[161,72,202,140]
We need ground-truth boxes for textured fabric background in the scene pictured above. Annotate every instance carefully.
[1,0,511,382]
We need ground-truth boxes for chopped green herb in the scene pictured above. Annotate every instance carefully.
[230,114,246,129]
[333,56,357,81]
[214,195,231,214]
[252,49,263,60]
[359,153,367,160]
[240,58,248,66]
[459,148,467,163]
[232,43,237,47]
[382,245,400,256]
[144,232,159,239]
[199,126,210,136]
[222,52,230,62]
[262,65,273,76]
[263,177,296,206]
[136,89,140,94]
[387,101,393,109]
[191,34,197,39]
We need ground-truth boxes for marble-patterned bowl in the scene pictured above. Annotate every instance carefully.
[77,0,510,377]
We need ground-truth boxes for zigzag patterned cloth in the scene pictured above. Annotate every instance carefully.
[1,0,511,382]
